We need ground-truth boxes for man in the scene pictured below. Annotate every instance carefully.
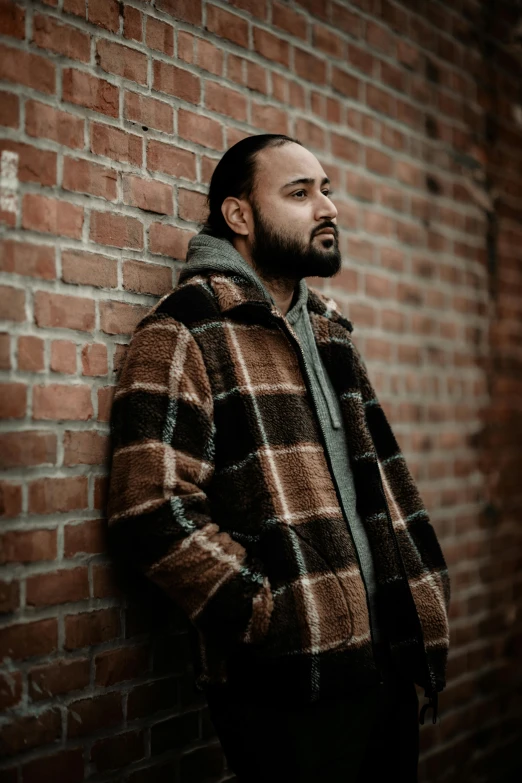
[107,134,450,782]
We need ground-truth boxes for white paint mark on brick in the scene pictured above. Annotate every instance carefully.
[0,150,19,213]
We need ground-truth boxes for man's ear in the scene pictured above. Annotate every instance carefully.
[221,196,250,237]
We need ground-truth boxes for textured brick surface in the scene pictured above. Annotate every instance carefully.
[1,1,521,781]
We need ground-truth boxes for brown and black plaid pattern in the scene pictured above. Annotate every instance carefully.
[107,271,450,706]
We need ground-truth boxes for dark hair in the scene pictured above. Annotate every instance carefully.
[201,133,302,241]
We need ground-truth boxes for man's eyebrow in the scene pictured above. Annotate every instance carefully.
[280,176,331,190]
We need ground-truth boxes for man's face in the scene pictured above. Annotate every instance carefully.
[246,143,341,282]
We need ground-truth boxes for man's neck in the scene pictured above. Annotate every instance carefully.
[233,237,297,317]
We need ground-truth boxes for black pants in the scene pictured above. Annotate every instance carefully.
[205,651,419,782]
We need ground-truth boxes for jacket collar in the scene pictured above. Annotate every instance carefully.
[194,271,354,334]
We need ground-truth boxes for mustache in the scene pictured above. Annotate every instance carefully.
[312,222,338,239]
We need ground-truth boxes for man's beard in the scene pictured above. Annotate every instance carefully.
[249,202,342,283]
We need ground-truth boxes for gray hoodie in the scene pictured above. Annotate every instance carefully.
[179,231,382,644]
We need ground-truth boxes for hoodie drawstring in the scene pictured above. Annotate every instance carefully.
[419,689,439,725]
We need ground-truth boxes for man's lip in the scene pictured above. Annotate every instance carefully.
[315,228,336,236]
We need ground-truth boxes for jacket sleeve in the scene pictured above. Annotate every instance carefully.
[106,312,273,648]
[350,336,451,613]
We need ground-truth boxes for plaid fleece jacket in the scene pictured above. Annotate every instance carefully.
[107,270,450,706]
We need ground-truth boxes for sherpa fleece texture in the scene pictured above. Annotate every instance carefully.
[107,270,450,706]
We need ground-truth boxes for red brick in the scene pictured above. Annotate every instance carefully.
[32,13,90,61]
[0,482,22,518]
[123,5,142,41]
[294,118,325,150]
[88,0,119,32]
[201,155,218,184]
[272,2,307,38]
[0,91,19,127]
[146,16,174,56]
[64,518,106,557]
[97,385,115,422]
[124,91,172,133]
[90,211,143,250]
[28,475,89,513]
[93,474,107,511]
[96,39,148,86]
[90,122,142,164]
[0,708,61,756]
[64,430,108,465]
[366,84,394,116]
[230,0,267,18]
[91,729,145,771]
[61,249,118,288]
[0,240,55,279]
[196,38,223,76]
[99,301,148,336]
[64,607,120,650]
[63,0,85,16]
[205,81,247,121]
[63,156,117,201]
[0,383,26,419]
[0,43,55,93]
[177,189,207,224]
[0,529,56,564]
[156,0,202,25]
[0,285,24,322]
[21,748,84,783]
[0,617,58,660]
[153,60,200,104]
[32,384,93,422]
[0,670,22,710]
[25,100,84,149]
[123,259,172,296]
[332,67,360,99]
[149,223,193,259]
[206,4,248,47]
[29,658,90,701]
[34,291,95,332]
[177,30,194,63]
[294,48,326,84]
[92,563,125,599]
[313,24,345,58]
[0,579,19,613]
[251,102,289,134]
[81,343,108,376]
[62,68,118,118]
[50,340,76,374]
[0,139,56,186]
[246,60,268,95]
[366,147,393,176]
[122,175,173,215]
[178,108,223,149]
[26,567,89,607]
[0,1,25,39]
[0,333,10,370]
[22,194,83,239]
[127,678,178,719]
[253,27,289,66]
[68,692,123,738]
[147,139,196,180]
[0,429,55,470]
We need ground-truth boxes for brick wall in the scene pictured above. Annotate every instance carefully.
[1,0,521,780]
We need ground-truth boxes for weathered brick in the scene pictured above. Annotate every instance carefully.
[62,68,118,118]
[196,38,223,76]
[178,188,207,223]
[22,194,83,239]
[0,240,55,279]
[28,475,89,512]
[81,343,108,376]
[0,430,56,469]
[0,617,58,660]
[122,175,172,215]
[294,48,326,84]
[149,223,193,259]
[90,211,144,250]
[0,383,26,419]
[64,430,109,465]
[156,0,202,25]
[91,122,142,165]
[153,60,200,104]
[0,285,25,322]
[147,139,196,180]
[0,529,57,564]
[32,13,90,61]
[251,102,289,134]
[63,157,117,201]
[96,39,148,86]
[0,91,19,127]
[123,5,142,42]
[0,670,22,709]
[123,260,172,296]
[0,708,61,756]
[0,43,55,94]
[64,518,106,557]
[64,608,120,650]
[253,27,289,66]
[68,692,123,738]
[32,385,93,421]
[61,249,118,289]
[26,567,89,607]
[50,340,77,374]
[97,385,115,422]
[29,658,90,701]
[34,291,95,332]
[124,91,173,133]
[26,100,84,149]
[99,301,148,336]
[206,4,248,48]
[146,16,174,56]
[17,336,44,372]
[178,108,223,149]
[88,0,120,32]
[0,333,10,370]
[0,139,57,186]
[0,482,22,518]
[205,81,248,121]
[0,579,19,613]
[0,1,25,39]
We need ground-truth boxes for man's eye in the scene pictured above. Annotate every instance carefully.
[293,190,306,198]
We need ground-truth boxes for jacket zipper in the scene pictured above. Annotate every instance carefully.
[257,304,385,686]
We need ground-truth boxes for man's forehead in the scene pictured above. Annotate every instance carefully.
[256,144,327,185]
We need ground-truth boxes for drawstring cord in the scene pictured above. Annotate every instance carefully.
[419,689,439,725]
